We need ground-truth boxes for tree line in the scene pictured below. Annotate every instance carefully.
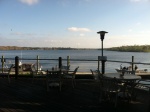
[106,45,150,52]
[0,46,98,50]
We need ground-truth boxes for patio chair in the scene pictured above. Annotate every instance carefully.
[99,77,120,108]
[90,69,104,98]
[31,64,44,83]
[134,79,150,111]
[135,79,150,91]
[46,70,63,91]
[0,64,14,83]
[134,79,150,98]
[63,66,79,88]
[90,69,103,81]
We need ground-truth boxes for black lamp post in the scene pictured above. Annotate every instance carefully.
[97,31,108,74]
[97,31,108,56]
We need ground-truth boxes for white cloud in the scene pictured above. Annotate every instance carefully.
[130,0,149,2]
[19,0,39,5]
[136,22,141,26]
[68,27,91,32]
[79,33,85,36]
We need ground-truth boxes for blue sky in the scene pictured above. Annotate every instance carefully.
[0,0,150,48]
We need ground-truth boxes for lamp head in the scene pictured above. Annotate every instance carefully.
[97,31,108,41]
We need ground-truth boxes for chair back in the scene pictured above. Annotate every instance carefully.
[72,66,79,78]
[7,64,14,83]
[47,70,62,81]
[90,69,103,81]
[73,66,79,74]
[46,70,62,91]
[30,65,38,75]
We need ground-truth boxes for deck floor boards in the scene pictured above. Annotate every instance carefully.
[0,77,149,112]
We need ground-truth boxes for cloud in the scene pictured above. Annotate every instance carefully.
[130,0,149,2]
[136,22,141,26]
[18,0,39,5]
[68,27,91,32]
[79,33,85,36]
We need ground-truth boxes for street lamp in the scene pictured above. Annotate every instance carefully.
[97,31,108,74]
[97,31,108,56]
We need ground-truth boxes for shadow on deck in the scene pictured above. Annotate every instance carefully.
[0,77,149,112]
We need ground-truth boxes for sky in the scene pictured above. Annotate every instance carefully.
[0,0,150,48]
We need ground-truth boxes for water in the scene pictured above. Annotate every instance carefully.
[0,50,150,73]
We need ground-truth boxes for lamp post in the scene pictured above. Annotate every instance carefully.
[97,31,108,74]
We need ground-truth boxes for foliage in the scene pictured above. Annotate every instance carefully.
[106,45,150,52]
[0,46,98,50]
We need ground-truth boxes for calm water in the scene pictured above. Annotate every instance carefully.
[0,50,150,73]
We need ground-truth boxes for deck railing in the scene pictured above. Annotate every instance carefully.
[0,55,150,78]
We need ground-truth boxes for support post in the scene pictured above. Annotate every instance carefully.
[98,56,100,71]
[15,56,19,79]
[102,60,105,74]
[99,56,107,74]
[132,56,134,71]
[67,56,70,68]
[37,55,39,71]
[101,40,103,57]
[1,55,5,73]
[58,57,62,69]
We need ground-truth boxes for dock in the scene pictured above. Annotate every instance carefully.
[0,76,149,112]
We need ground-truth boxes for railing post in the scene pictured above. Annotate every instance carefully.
[15,56,19,79]
[98,56,100,71]
[102,60,105,74]
[132,56,134,71]
[67,56,70,68]
[99,56,107,74]
[58,57,62,69]
[1,55,5,73]
[37,55,39,71]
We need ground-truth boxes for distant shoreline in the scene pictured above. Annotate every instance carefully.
[0,46,99,50]
[0,45,150,52]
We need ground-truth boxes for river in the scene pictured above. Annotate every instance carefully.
[0,50,150,73]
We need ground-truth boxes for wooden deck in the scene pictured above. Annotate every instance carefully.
[0,77,149,112]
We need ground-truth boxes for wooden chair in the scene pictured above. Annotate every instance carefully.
[0,64,14,83]
[46,70,63,91]
[63,66,79,88]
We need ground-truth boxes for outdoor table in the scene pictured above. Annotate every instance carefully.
[104,73,141,100]
[104,73,141,80]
